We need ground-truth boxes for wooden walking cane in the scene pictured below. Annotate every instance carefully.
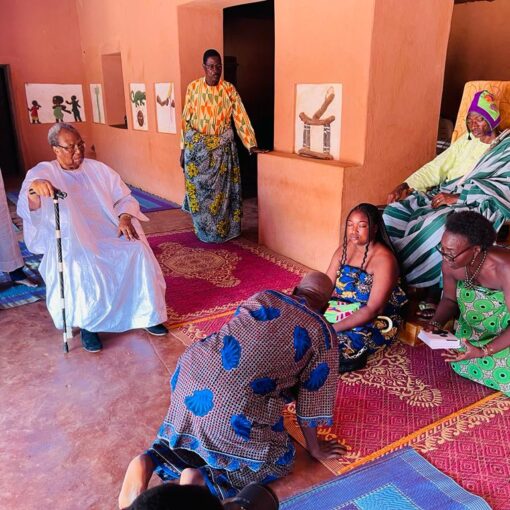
[53,189,72,352]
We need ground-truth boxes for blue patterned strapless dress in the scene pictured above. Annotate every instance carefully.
[333,264,407,362]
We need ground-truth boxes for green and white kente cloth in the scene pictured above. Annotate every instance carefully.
[452,281,510,396]
[383,134,510,287]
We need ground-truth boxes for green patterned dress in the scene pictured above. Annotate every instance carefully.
[452,281,510,395]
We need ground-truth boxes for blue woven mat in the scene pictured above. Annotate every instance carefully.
[281,447,490,510]
[0,241,45,309]
[128,185,179,213]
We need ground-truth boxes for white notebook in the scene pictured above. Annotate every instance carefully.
[418,329,461,350]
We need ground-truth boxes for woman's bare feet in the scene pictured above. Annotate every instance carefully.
[118,454,155,509]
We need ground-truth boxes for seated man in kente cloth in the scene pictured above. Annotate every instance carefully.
[17,123,168,352]
[119,272,345,508]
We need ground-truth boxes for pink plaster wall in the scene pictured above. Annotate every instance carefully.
[442,0,510,122]
[0,0,90,170]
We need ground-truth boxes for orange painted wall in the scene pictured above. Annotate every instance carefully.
[441,0,510,122]
[341,0,454,218]
[2,0,455,270]
[259,0,375,270]
[0,0,90,170]
[74,0,223,204]
[76,1,177,203]
[273,0,374,165]
[259,153,347,270]
[178,4,223,107]
[259,0,453,270]
[102,54,127,126]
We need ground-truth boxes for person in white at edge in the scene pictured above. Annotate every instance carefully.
[0,168,38,287]
[17,123,168,353]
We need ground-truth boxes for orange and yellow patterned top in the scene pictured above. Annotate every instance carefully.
[180,78,257,150]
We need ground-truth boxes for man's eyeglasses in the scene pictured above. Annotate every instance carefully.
[55,141,85,153]
[435,243,473,262]
[204,64,222,71]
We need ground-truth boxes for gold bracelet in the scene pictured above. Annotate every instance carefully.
[480,344,490,357]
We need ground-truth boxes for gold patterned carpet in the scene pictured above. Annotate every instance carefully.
[148,230,307,326]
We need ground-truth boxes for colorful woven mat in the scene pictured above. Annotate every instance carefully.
[128,185,179,213]
[281,447,490,510]
[0,241,44,309]
[283,341,510,508]
[6,191,19,206]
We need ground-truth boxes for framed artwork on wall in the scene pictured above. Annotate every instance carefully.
[25,83,86,124]
[155,82,176,134]
[294,83,342,160]
[130,83,148,131]
[89,84,106,124]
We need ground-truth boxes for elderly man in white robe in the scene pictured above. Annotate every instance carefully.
[17,123,168,352]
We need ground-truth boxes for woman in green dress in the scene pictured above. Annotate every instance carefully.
[426,211,510,395]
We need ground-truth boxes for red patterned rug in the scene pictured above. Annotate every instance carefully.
[148,231,307,325]
[410,393,510,509]
[283,341,509,507]
[169,312,233,346]
[162,278,508,507]
[148,228,507,506]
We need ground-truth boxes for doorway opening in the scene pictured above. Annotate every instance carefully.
[223,0,274,199]
[0,65,23,186]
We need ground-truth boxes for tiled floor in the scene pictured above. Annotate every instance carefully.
[0,201,334,509]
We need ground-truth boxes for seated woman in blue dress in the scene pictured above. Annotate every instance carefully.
[326,203,407,372]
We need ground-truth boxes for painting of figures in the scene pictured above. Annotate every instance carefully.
[25,83,86,124]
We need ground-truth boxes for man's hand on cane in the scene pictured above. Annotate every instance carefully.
[28,179,57,210]
[118,213,139,241]
[29,178,56,197]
